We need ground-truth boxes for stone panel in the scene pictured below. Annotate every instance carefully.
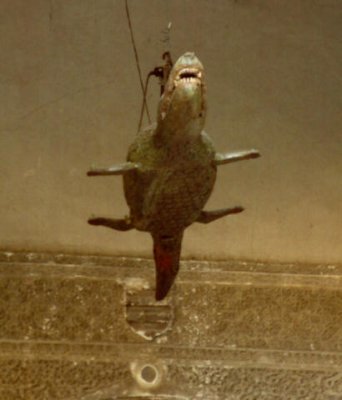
[0,252,341,399]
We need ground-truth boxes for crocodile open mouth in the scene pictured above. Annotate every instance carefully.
[174,68,202,86]
[158,53,206,121]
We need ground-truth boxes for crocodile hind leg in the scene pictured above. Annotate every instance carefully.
[88,217,133,231]
[196,207,244,224]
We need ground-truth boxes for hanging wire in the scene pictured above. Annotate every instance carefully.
[161,22,172,50]
[125,0,151,132]
[137,49,173,132]
[137,72,153,133]
[125,1,174,132]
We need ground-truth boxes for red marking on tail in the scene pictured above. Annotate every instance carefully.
[153,234,183,301]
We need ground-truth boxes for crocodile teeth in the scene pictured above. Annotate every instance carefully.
[183,77,197,83]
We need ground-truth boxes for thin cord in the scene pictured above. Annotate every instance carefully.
[138,73,153,133]
[125,0,151,131]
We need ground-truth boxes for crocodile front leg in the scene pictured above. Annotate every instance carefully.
[196,206,244,224]
[215,149,260,165]
[88,217,133,231]
[87,162,140,176]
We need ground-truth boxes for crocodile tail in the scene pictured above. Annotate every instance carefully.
[153,233,183,301]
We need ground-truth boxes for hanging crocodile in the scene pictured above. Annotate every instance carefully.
[87,52,260,301]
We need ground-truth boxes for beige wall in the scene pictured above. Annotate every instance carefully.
[0,0,341,263]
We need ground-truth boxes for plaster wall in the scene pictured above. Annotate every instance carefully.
[1,0,341,263]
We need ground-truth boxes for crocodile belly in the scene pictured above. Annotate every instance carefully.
[142,164,216,234]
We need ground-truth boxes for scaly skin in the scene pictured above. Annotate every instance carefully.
[123,53,216,300]
[88,52,260,300]
[123,127,216,234]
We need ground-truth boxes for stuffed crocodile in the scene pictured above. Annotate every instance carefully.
[88,52,260,301]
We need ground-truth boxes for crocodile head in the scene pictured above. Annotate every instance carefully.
[156,52,206,139]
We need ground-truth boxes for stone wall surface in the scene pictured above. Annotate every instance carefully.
[0,252,341,399]
[0,0,341,263]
